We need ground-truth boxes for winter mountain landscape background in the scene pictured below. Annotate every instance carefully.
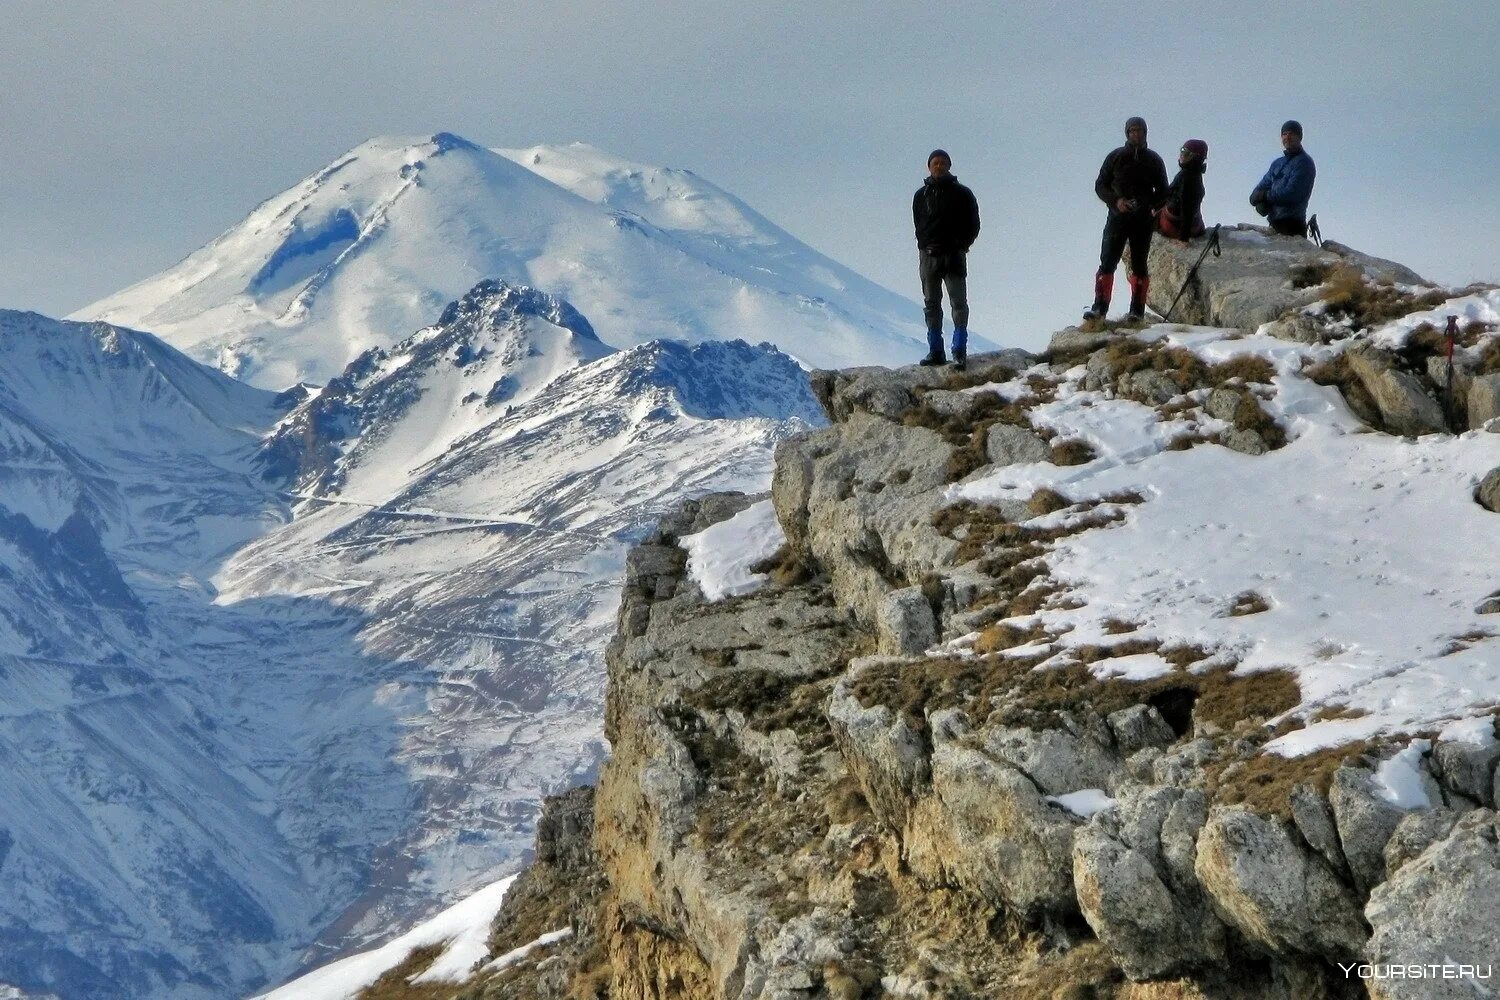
[8,127,1500,1000]
[0,134,916,999]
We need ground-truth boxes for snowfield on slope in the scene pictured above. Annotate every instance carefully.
[74,134,924,387]
[947,318,1500,754]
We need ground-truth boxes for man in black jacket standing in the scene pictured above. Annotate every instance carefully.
[1086,117,1169,321]
[913,149,980,368]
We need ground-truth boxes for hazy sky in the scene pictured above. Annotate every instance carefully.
[4,1,1496,352]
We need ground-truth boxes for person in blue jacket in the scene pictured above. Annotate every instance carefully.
[1250,121,1316,237]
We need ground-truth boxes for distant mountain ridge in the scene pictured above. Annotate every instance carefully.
[74,134,924,388]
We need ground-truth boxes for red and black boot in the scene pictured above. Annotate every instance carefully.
[1083,272,1113,320]
[1127,274,1151,321]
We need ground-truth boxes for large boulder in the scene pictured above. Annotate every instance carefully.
[985,423,1051,466]
[1073,786,1227,979]
[1365,810,1500,1000]
[1330,763,1427,895]
[1344,345,1448,436]
[1478,468,1500,513]
[905,739,1081,921]
[1467,373,1500,430]
[1146,225,1428,331]
[1195,806,1367,960]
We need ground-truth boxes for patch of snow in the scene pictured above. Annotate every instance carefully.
[1373,740,1435,810]
[1438,716,1498,747]
[682,499,784,601]
[482,927,574,974]
[1047,789,1117,817]
[1369,287,1500,350]
[1087,652,1176,681]
[256,875,516,999]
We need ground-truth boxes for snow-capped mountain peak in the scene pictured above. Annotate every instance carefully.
[72,134,923,389]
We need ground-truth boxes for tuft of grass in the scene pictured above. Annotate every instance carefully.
[1310,704,1370,722]
[1050,439,1097,466]
[751,544,817,587]
[1227,392,1287,449]
[1225,591,1271,617]
[1028,487,1071,516]
[1289,262,1334,289]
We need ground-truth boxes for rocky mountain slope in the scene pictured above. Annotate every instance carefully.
[323,229,1500,999]
[72,134,923,388]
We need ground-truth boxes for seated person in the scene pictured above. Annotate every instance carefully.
[1156,139,1208,241]
[1249,120,1316,237]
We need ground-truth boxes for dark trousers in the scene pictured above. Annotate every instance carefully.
[1099,211,1154,278]
[920,249,968,354]
[1270,216,1308,238]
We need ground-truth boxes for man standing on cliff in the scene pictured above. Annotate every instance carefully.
[1085,116,1169,322]
[913,149,980,370]
[1250,120,1316,237]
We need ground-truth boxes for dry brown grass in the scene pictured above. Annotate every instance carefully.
[1192,666,1299,732]
[1028,487,1072,516]
[1209,740,1383,819]
[1289,261,1334,289]
[1319,264,1452,330]
[1310,704,1371,722]
[940,362,1020,391]
[851,639,1296,748]
[1225,591,1271,617]
[1050,439,1097,466]
[973,618,1059,655]
[1226,392,1287,449]
[750,543,817,587]
[355,946,456,1000]
[1479,336,1500,376]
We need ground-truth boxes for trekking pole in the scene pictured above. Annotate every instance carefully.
[1162,224,1222,323]
[1444,315,1458,428]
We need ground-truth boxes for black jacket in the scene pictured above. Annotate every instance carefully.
[913,176,980,253]
[1095,144,1169,215]
[1162,160,1206,230]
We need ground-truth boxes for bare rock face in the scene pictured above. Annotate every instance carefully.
[1365,810,1500,1000]
[986,423,1051,466]
[1146,224,1429,331]
[1343,345,1448,436]
[1194,807,1367,960]
[875,587,938,655]
[1477,467,1500,513]
[1073,786,1227,979]
[908,740,1083,921]
[1330,764,1419,895]
[1467,372,1500,429]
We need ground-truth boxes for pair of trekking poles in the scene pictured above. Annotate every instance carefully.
[1158,213,1323,324]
